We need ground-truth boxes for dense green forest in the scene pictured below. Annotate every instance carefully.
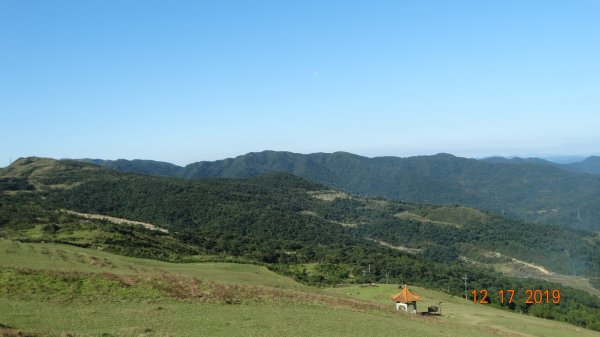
[7,158,600,278]
[81,151,600,231]
[2,157,600,330]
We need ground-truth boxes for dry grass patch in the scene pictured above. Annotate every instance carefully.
[0,326,37,337]
[307,190,352,201]
[61,210,169,233]
[152,271,390,312]
[367,238,422,254]
[0,268,390,314]
[394,211,461,228]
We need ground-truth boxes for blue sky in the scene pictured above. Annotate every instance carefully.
[1,0,599,166]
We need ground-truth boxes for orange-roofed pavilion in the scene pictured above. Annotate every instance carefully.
[391,286,421,303]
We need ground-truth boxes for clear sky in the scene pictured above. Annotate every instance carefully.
[1,0,599,167]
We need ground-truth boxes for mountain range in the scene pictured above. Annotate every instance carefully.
[80,151,600,231]
[481,155,600,174]
[3,156,600,330]
[2,156,600,280]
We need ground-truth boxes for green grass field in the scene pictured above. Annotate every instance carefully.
[1,239,598,337]
[327,284,599,337]
[2,299,492,337]
[0,239,305,290]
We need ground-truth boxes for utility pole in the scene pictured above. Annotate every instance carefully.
[385,272,389,284]
[463,275,468,300]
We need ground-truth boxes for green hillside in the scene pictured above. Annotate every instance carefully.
[79,158,182,177]
[4,157,600,279]
[80,151,600,231]
[2,239,599,337]
[2,157,600,332]
[328,284,600,337]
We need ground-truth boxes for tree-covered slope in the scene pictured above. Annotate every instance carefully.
[3,157,600,330]
[3,157,600,279]
[564,156,600,174]
[79,158,182,176]
[80,151,600,230]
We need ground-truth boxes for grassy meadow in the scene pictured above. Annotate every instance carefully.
[1,239,599,337]
[328,284,599,337]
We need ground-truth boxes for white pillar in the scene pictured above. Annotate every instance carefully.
[396,302,408,312]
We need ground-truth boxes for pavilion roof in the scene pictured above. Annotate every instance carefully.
[391,286,421,303]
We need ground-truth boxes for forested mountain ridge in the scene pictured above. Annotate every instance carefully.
[480,157,555,165]
[2,157,600,280]
[79,158,182,176]
[481,155,600,174]
[78,151,600,230]
[565,156,600,174]
[3,157,600,329]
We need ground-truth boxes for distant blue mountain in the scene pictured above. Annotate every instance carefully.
[480,156,554,165]
[563,156,600,174]
[481,155,600,175]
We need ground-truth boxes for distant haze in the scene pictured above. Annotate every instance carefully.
[2,151,600,169]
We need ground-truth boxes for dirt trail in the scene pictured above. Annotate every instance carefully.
[62,209,169,233]
[367,238,422,254]
[509,257,551,275]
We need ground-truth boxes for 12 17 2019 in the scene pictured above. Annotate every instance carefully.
[471,289,561,304]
